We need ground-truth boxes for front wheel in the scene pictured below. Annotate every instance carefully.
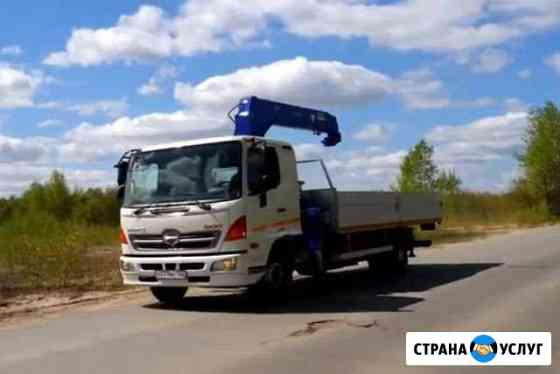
[248,256,293,299]
[150,287,188,305]
[263,258,293,291]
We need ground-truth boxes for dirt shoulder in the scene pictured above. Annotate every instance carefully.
[0,288,146,328]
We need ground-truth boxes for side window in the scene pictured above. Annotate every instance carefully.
[247,146,281,195]
[264,147,280,190]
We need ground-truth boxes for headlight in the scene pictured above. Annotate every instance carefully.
[120,260,137,272]
[211,257,238,271]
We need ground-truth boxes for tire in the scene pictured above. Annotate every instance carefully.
[263,256,293,291]
[366,257,375,272]
[393,244,408,272]
[150,287,187,305]
[374,245,408,274]
[249,251,293,299]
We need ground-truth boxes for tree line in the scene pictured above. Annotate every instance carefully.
[396,101,560,217]
[0,171,120,227]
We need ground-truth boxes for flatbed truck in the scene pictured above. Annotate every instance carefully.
[116,97,442,304]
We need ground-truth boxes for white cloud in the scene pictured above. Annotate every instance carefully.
[293,143,324,161]
[397,68,450,109]
[175,57,393,111]
[0,45,23,56]
[0,163,114,197]
[327,149,406,190]
[36,101,64,109]
[427,112,527,166]
[60,110,228,162]
[138,80,161,96]
[138,65,178,96]
[37,119,64,128]
[174,58,463,112]
[457,97,497,108]
[0,65,45,108]
[67,98,128,118]
[504,97,528,112]
[424,111,529,190]
[353,123,392,143]
[64,169,114,190]
[544,52,560,74]
[62,57,491,164]
[44,1,560,66]
[294,142,405,190]
[0,164,54,196]
[44,6,174,66]
[472,49,512,73]
[0,134,58,163]
[44,2,271,66]
[518,69,532,79]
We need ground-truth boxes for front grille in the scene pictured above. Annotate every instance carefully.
[139,263,205,271]
[130,231,220,251]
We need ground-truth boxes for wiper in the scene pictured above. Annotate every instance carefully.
[193,200,212,211]
[133,204,161,216]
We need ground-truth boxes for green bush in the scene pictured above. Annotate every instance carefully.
[0,172,121,296]
[442,191,550,227]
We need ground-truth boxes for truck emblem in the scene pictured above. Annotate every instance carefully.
[162,230,181,248]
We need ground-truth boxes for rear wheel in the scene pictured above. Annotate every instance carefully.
[394,244,409,272]
[150,287,187,305]
[367,258,376,274]
[374,244,408,273]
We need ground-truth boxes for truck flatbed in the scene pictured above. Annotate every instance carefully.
[302,189,442,234]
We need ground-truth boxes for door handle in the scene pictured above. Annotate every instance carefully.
[277,208,287,213]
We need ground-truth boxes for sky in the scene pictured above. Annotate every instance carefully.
[1,0,560,196]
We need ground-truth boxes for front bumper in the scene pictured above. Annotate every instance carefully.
[119,253,264,288]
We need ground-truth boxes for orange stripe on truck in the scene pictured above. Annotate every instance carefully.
[252,217,300,232]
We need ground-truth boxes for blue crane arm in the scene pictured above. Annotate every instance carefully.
[231,96,342,146]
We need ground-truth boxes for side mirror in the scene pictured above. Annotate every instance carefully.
[116,185,125,202]
[117,161,128,186]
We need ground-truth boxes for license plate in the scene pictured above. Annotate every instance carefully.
[155,270,187,280]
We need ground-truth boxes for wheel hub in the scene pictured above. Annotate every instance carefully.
[266,262,284,289]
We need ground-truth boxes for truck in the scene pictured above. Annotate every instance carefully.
[116,96,442,304]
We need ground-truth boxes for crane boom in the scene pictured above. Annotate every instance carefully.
[231,96,342,146]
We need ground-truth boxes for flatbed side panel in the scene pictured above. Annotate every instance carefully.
[398,192,442,224]
[335,191,442,233]
[336,191,400,231]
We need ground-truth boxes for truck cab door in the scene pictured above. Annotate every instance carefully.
[246,143,300,265]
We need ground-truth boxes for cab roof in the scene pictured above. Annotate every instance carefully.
[140,135,292,152]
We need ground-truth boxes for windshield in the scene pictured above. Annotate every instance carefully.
[124,141,242,207]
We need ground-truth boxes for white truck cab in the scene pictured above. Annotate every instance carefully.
[119,136,302,294]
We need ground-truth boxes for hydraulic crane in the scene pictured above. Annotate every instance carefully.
[230,96,342,147]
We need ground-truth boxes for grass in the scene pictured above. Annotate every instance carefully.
[0,213,123,299]
[442,192,553,227]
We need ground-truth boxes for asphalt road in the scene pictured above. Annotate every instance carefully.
[1,226,559,373]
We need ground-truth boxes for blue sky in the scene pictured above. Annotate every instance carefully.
[1,0,560,195]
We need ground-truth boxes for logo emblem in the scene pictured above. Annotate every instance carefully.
[162,230,181,248]
[470,335,497,363]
